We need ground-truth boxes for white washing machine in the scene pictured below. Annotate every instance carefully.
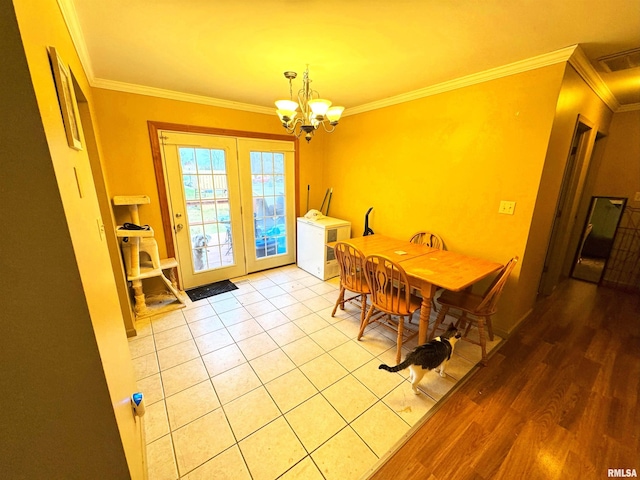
[297,216,351,280]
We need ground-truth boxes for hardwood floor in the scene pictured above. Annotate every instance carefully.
[369,279,640,480]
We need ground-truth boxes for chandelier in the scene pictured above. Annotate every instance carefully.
[275,67,344,143]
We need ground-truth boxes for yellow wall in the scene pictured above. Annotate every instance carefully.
[593,110,640,201]
[322,65,566,333]
[528,64,613,297]
[6,0,144,477]
[91,89,325,257]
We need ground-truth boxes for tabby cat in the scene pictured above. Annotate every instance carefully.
[379,324,461,394]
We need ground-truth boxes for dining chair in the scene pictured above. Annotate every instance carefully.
[429,256,519,365]
[359,254,422,363]
[409,231,445,249]
[409,230,445,312]
[331,242,371,325]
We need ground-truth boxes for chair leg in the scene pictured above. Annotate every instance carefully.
[456,312,471,336]
[331,286,345,317]
[360,294,368,325]
[477,316,488,366]
[486,315,494,341]
[358,304,375,340]
[396,316,405,364]
[430,306,448,340]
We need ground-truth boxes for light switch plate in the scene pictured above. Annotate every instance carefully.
[499,200,516,215]
[634,192,640,202]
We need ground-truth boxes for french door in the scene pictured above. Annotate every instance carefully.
[161,131,296,289]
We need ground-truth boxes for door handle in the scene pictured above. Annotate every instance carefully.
[175,223,184,232]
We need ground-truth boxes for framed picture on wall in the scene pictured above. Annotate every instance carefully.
[48,46,82,150]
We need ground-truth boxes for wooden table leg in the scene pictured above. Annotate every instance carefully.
[418,282,436,344]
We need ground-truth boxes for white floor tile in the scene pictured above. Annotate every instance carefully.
[183,304,217,323]
[265,368,318,413]
[136,373,164,405]
[211,362,262,405]
[278,457,325,480]
[311,426,378,480]
[182,446,251,480]
[154,324,193,350]
[299,353,349,391]
[223,387,280,440]
[128,264,496,479]
[266,322,307,347]
[382,382,437,426]
[157,339,200,370]
[309,325,350,351]
[128,334,156,359]
[201,344,246,377]
[322,375,378,422]
[187,316,224,338]
[239,417,306,480]
[225,318,265,342]
[351,401,411,457]
[132,352,159,380]
[194,328,234,356]
[285,394,346,452]
[236,332,279,360]
[281,336,325,366]
[293,313,331,335]
[172,409,235,476]
[328,340,375,372]
[144,400,169,443]
[161,358,209,397]
[146,434,178,480]
[165,380,220,430]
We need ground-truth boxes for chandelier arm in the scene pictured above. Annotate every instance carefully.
[284,117,304,136]
[320,121,336,133]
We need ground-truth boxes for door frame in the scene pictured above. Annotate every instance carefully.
[538,114,600,296]
[148,121,299,287]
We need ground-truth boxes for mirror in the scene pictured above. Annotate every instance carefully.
[571,196,627,283]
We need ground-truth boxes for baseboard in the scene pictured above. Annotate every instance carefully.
[494,308,533,339]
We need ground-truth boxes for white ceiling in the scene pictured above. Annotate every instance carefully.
[65,0,640,112]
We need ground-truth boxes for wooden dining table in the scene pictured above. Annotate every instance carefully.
[326,234,503,344]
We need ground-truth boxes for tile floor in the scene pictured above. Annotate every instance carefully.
[128,264,501,480]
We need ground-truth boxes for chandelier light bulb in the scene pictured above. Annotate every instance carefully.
[275,100,299,112]
[308,99,332,117]
[325,106,344,124]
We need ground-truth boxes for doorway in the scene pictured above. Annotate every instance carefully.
[571,196,627,283]
[538,115,599,296]
[158,129,297,289]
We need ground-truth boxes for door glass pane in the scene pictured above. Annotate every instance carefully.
[250,150,288,258]
[179,146,235,272]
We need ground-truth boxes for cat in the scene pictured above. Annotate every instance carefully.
[379,324,462,394]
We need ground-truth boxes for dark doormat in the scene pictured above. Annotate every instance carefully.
[185,280,238,302]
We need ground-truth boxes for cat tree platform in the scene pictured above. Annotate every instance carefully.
[113,195,186,318]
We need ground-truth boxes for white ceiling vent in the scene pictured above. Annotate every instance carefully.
[597,47,640,73]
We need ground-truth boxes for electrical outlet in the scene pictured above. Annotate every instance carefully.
[499,200,516,215]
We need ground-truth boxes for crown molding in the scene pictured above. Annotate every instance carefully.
[56,0,94,79]
[91,78,274,115]
[568,45,620,112]
[616,103,640,112]
[54,3,629,116]
[345,46,579,116]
